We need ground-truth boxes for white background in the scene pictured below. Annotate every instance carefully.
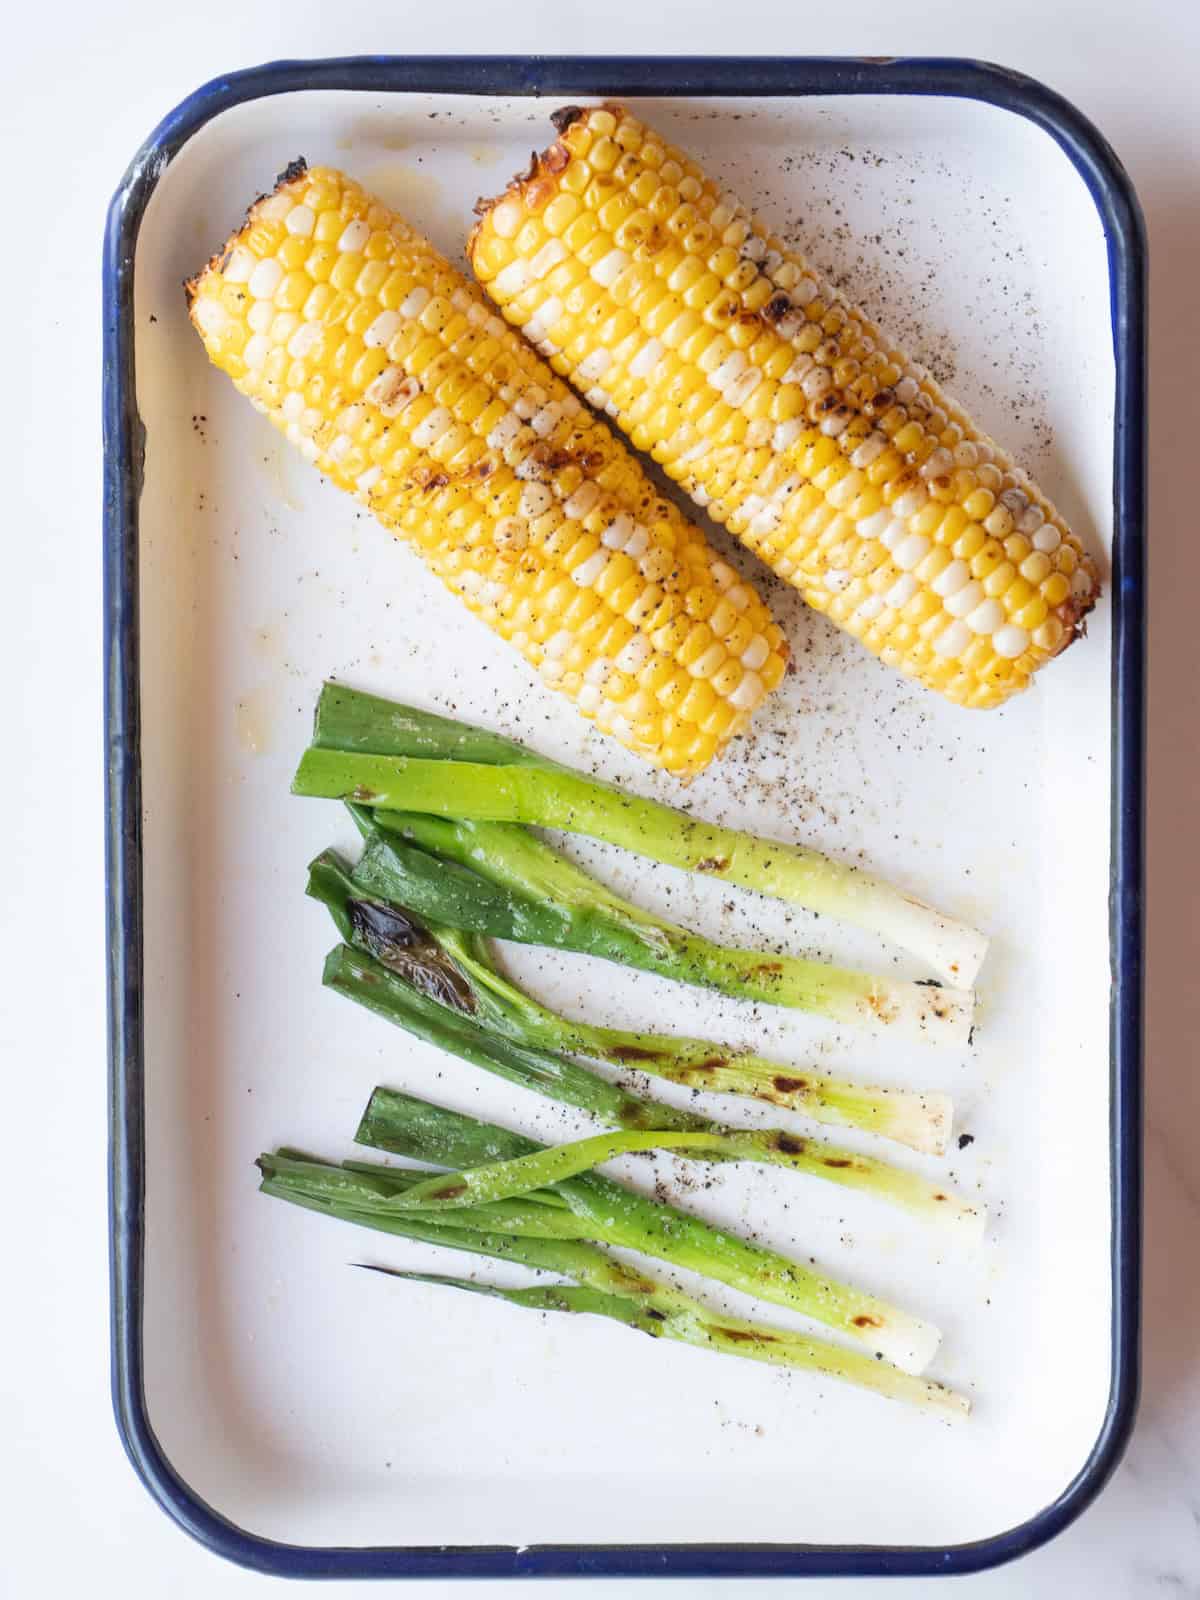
[4,0,1197,1595]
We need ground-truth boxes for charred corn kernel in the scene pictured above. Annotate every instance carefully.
[471,105,1101,707]
[189,161,785,777]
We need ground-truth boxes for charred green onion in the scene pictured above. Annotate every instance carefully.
[311,847,952,1155]
[258,1150,966,1416]
[354,1088,942,1373]
[296,682,987,987]
[334,804,973,1047]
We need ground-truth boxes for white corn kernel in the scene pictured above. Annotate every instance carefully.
[617,636,653,674]
[223,245,256,283]
[364,310,401,348]
[194,299,228,337]
[726,366,763,407]
[893,533,931,572]
[932,559,971,597]
[494,260,531,297]
[531,239,568,279]
[801,367,833,401]
[993,624,1029,658]
[934,620,972,658]
[520,484,554,518]
[590,249,630,288]
[337,220,370,253]
[893,486,928,518]
[287,322,323,358]
[851,432,888,470]
[879,518,908,553]
[486,412,522,450]
[248,258,283,300]
[711,351,748,392]
[284,204,315,237]
[578,348,612,381]
[773,419,805,452]
[749,508,782,538]
[400,286,431,319]
[690,643,727,679]
[257,194,293,223]
[533,295,564,332]
[858,509,893,541]
[729,671,765,710]
[489,198,523,238]
[920,448,954,480]
[565,482,601,519]
[514,386,547,421]
[412,406,453,449]
[741,635,770,671]
[782,353,814,385]
[821,412,852,438]
[601,513,635,549]
[886,574,920,609]
[572,550,609,587]
[966,599,1005,634]
[630,338,664,379]
[945,579,984,619]
[1033,524,1062,553]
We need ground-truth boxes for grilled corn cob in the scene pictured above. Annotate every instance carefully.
[186,162,788,777]
[469,106,1101,709]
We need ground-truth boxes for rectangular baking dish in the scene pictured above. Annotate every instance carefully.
[104,55,1144,1580]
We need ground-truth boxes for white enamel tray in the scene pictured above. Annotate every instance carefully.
[104,57,1143,1581]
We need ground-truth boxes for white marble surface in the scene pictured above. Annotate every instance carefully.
[3,0,1197,1594]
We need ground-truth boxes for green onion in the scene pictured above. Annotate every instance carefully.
[312,852,976,1227]
[298,682,986,986]
[311,847,951,1154]
[258,1151,967,1417]
[382,1124,983,1237]
[309,853,696,1134]
[354,1088,942,1374]
[341,807,973,1047]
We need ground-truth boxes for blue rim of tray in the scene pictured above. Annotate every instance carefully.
[103,55,1145,1581]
